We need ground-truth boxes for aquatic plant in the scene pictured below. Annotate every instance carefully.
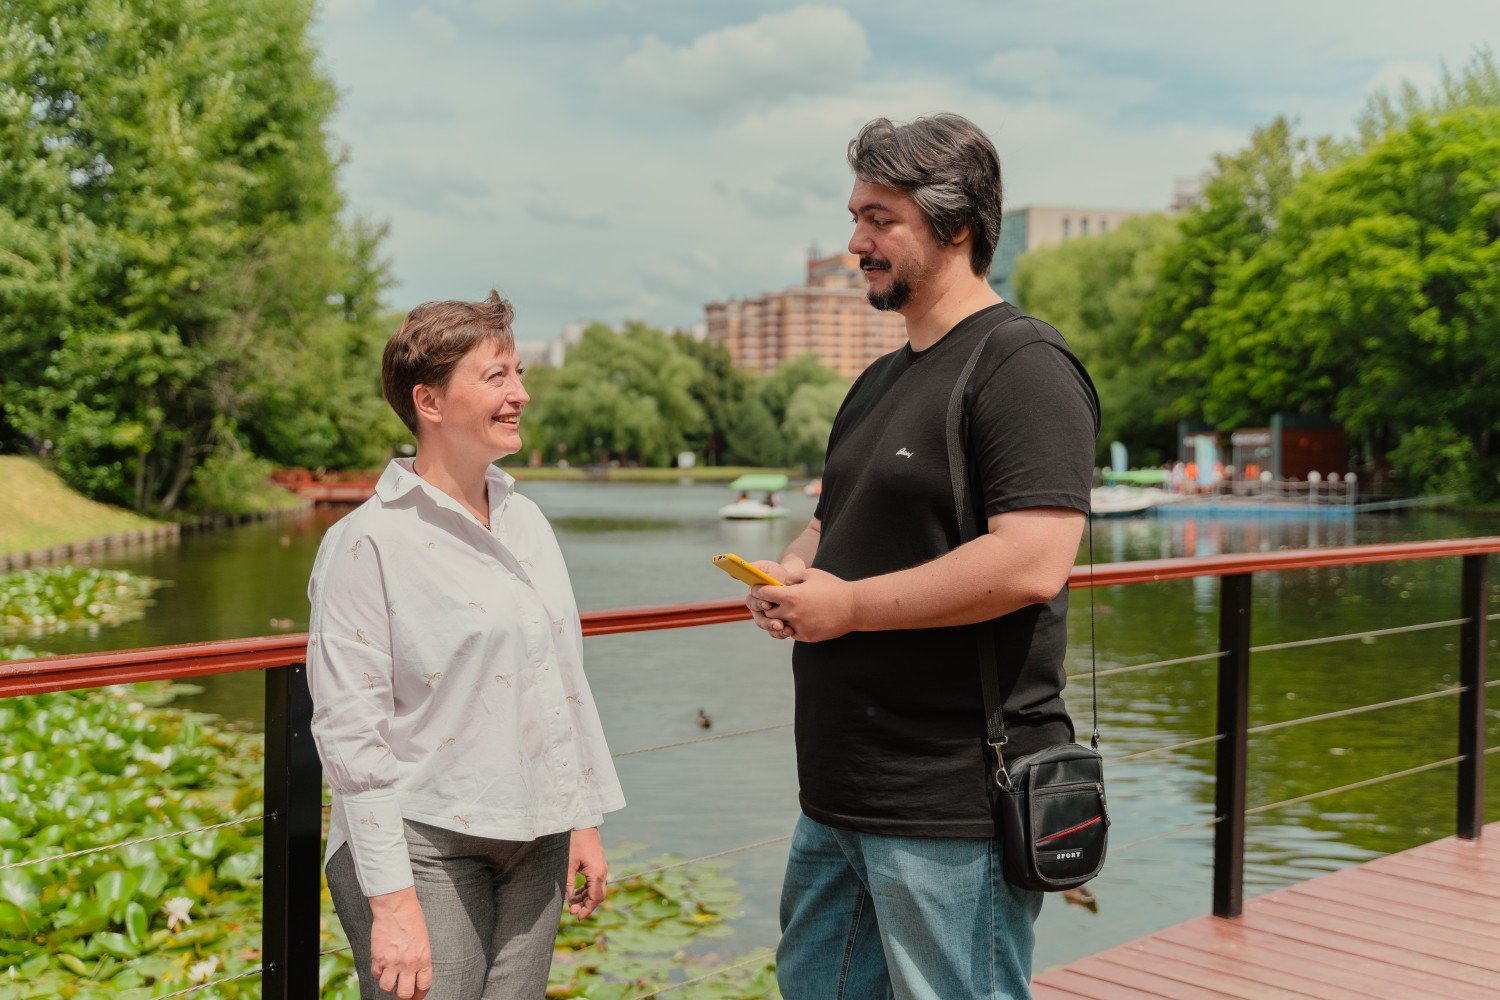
[0,567,162,639]
[0,684,776,998]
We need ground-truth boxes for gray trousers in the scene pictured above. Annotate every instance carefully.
[326,820,570,1000]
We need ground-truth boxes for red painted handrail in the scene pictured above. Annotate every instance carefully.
[4,536,1498,698]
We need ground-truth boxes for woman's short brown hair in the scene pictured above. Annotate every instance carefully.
[381,291,516,435]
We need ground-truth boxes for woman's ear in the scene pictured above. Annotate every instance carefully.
[412,383,442,430]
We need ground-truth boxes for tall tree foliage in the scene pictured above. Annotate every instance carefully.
[1137,117,1332,423]
[0,0,397,512]
[1187,105,1500,493]
[1014,214,1181,464]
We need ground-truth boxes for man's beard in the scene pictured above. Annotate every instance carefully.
[861,256,911,311]
[867,277,912,311]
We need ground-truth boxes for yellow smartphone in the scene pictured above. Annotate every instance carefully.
[712,553,784,587]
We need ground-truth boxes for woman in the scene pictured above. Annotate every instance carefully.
[308,292,624,1000]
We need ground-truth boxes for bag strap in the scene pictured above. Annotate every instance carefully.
[944,329,1099,789]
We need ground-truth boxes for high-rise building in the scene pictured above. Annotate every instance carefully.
[705,253,907,378]
[989,206,1149,304]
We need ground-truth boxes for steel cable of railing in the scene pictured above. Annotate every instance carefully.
[1248,617,1468,654]
[1245,685,1467,736]
[1110,816,1225,855]
[616,835,793,881]
[611,721,794,759]
[628,947,778,999]
[1069,649,1225,681]
[0,813,265,873]
[150,965,264,998]
[1113,734,1225,763]
[1245,754,1466,816]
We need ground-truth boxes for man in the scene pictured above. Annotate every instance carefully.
[748,114,1099,1000]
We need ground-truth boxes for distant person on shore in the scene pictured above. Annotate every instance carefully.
[745,114,1099,999]
[307,291,624,1000]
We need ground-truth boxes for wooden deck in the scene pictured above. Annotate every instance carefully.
[1033,823,1500,999]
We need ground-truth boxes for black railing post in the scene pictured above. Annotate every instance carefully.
[1458,555,1490,840]
[264,663,322,998]
[1214,573,1252,918]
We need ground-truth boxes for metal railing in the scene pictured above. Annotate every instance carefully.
[2,535,1497,995]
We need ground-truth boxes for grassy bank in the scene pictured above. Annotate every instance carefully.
[0,457,162,556]
[502,465,806,485]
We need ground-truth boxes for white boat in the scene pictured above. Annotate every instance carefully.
[1091,485,1181,518]
[719,474,789,520]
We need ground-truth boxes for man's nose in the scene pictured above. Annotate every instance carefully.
[848,227,874,256]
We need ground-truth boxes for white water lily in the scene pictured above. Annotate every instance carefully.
[163,896,193,930]
[187,956,218,983]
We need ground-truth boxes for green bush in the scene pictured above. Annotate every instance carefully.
[187,450,302,516]
[1388,426,1480,497]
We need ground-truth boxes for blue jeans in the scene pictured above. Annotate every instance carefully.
[777,814,1043,1000]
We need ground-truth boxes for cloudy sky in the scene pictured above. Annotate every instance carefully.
[313,1,1493,342]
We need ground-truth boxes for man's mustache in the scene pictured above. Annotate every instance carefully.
[860,256,891,270]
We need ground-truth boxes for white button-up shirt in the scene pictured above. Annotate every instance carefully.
[307,458,624,897]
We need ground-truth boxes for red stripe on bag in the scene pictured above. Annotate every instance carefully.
[1035,814,1103,846]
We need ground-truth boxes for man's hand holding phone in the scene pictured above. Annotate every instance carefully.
[746,556,804,639]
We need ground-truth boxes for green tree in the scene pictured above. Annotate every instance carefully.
[0,0,393,511]
[1014,214,1181,464]
[782,381,848,471]
[523,324,706,466]
[1186,106,1500,496]
[1139,117,1332,424]
[672,333,750,465]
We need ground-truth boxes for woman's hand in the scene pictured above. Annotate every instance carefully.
[567,827,608,920]
[746,556,805,639]
[368,886,432,1000]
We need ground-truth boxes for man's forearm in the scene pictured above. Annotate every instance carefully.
[779,525,819,569]
[848,514,1080,631]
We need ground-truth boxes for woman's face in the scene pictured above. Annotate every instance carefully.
[422,340,530,460]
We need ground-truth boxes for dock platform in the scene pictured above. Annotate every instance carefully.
[1033,823,1500,998]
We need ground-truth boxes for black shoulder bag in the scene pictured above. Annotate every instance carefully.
[946,328,1109,893]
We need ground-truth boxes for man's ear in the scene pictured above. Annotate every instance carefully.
[948,224,972,248]
[412,384,442,429]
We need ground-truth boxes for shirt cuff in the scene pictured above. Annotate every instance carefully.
[337,790,413,897]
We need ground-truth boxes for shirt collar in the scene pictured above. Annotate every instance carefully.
[374,458,516,512]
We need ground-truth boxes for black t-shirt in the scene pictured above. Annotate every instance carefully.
[794,301,1100,838]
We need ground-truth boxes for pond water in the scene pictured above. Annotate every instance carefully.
[17,482,1500,972]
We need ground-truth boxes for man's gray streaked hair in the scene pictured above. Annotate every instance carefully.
[846,113,1003,276]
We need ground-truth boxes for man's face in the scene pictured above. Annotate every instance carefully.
[847,179,941,312]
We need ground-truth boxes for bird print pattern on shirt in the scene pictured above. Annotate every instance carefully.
[387,601,397,617]
[452,814,471,830]
[423,671,443,688]
[349,539,362,560]
[469,601,486,614]
[354,628,371,646]
[358,813,380,831]
[436,737,456,752]
[494,673,511,688]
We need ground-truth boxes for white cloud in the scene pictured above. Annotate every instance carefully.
[980,48,1158,108]
[1365,58,1443,98]
[618,6,870,122]
[314,0,1493,339]
[322,0,375,21]
[410,6,458,44]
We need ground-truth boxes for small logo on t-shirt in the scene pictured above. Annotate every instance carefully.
[896,447,915,458]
